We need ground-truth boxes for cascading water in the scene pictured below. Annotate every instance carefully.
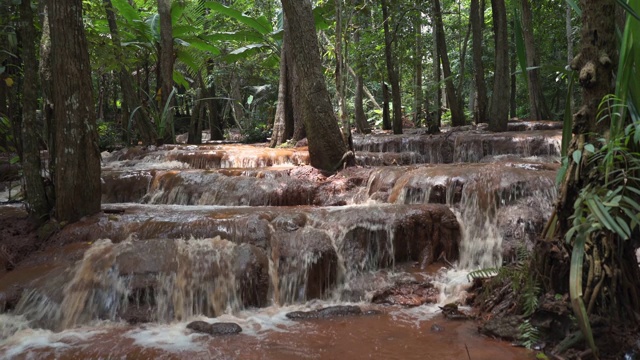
[0,126,560,359]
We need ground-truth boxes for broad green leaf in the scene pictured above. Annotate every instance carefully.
[615,0,640,21]
[184,38,221,55]
[572,149,582,164]
[205,2,273,35]
[584,143,595,154]
[569,233,597,355]
[204,31,265,43]
[111,0,141,23]
[564,0,582,16]
[173,70,189,88]
[224,43,269,63]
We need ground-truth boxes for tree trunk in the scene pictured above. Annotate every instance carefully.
[520,0,549,120]
[432,17,442,131]
[510,20,517,119]
[280,0,351,172]
[334,0,352,144]
[39,5,55,183]
[381,0,403,134]
[270,14,302,147]
[353,16,370,134]
[19,0,50,223]
[47,0,102,223]
[471,0,487,124]
[382,81,391,130]
[433,0,465,127]
[158,0,174,144]
[488,0,509,132]
[413,11,424,127]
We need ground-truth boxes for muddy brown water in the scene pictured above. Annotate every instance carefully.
[1,126,561,359]
[0,310,533,360]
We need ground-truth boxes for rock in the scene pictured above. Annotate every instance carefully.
[439,303,469,320]
[286,305,363,320]
[479,315,522,341]
[186,321,242,336]
[371,281,439,306]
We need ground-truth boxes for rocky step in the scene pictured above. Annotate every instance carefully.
[101,129,561,171]
[102,162,558,209]
[0,203,459,329]
[352,129,561,164]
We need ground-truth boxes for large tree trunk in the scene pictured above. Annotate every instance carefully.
[39,5,55,184]
[381,0,403,134]
[488,0,509,131]
[19,0,50,223]
[270,15,303,147]
[47,0,102,223]
[520,0,549,120]
[471,0,488,124]
[433,0,465,127]
[158,0,175,144]
[280,0,351,172]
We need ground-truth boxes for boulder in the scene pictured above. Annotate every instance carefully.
[186,321,242,336]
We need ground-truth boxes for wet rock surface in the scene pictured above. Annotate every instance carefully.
[186,321,242,336]
[286,305,363,320]
[371,280,439,306]
[479,315,523,341]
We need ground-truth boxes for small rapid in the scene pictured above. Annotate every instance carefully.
[0,127,559,359]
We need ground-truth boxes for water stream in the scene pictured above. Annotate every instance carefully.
[0,126,560,359]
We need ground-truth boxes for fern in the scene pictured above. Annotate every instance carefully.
[518,319,541,349]
[467,268,499,282]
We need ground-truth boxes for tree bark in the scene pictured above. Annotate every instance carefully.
[280,0,351,172]
[413,11,424,127]
[334,0,351,144]
[157,0,175,144]
[19,0,50,223]
[270,14,303,147]
[520,0,549,120]
[432,15,442,131]
[353,36,370,134]
[382,81,391,130]
[381,0,403,134]
[488,0,509,132]
[470,0,487,124]
[47,0,102,223]
[433,0,465,127]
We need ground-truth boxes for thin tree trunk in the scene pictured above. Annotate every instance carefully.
[280,0,351,172]
[434,0,465,127]
[335,0,351,143]
[413,11,423,127]
[19,0,50,223]
[348,65,381,110]
[510,19,517,119]
[47,0,102,223]
[471,0,487,124]
[158,0,175,144]
[382,81,391,130]
[353,12,371,134]
[270,40,290,146]
[432,17,442,131]
[381,0,403,134]
[489,0,509,131]
[520,0,549,120]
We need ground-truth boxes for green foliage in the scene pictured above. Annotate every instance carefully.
[518,319,541,350]
[0,115,16,155]
[96,120,124,151]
